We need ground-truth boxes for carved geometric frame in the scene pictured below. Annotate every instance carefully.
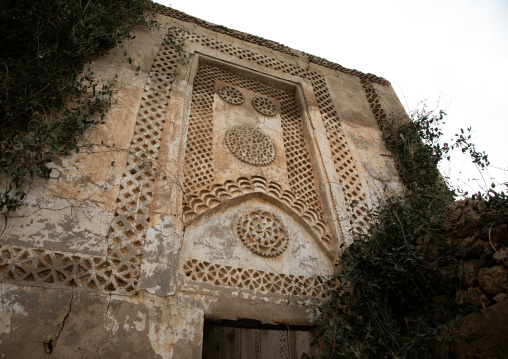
[181,55,336,256]
[0,21,391,297]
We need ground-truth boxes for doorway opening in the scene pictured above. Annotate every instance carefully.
[202,321,312,359]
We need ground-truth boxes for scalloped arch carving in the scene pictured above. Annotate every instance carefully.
[183,176,332,255]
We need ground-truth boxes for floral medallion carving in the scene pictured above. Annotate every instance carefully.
[237,211,287,257]
[218,85,245,105]
[225,125,276,166]
[252,96,277,116]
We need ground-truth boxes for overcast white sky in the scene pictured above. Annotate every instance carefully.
[155,0,508,193]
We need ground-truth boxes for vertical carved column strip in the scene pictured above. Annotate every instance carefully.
[182,64,216,193]
[360,78,388,127]
[104,43,180,294]
[279,95,323,215]
[310,76,371,233]
[278,330,290,359]
[234,328,242,359]
[253,329,261,359]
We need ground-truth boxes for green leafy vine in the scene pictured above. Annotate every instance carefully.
[0,0,157,215]
[313,105,507,358]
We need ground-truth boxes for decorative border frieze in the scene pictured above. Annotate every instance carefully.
[183,259,325,297]
[151,2,390,85]
[0,245,113,290]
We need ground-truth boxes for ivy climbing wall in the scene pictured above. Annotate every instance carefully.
[0,5,407,358]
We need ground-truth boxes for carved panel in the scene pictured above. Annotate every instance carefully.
[225,125,276,166]
[176,29,372,233]
[183,259,324,297]
[183,61,331,244]
[237,210,287,257]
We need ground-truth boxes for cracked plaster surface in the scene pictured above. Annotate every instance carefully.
[0,284,73,358]
[0,12,411,358]
[0,283,203,359]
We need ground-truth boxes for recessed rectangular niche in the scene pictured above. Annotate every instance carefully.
[182,54,335,257]
[202,322,311,359]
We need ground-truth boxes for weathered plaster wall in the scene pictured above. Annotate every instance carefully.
[0,23,164,256]
[0,6,407,358]
[0,284,203,358]
[182,197,332,276]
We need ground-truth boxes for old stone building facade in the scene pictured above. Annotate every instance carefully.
[0,4,406,358]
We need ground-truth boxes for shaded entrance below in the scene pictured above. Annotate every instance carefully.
[202,321,312,359]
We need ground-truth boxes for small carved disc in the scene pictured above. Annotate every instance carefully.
[225,125,276,166]
[218,85,245,105]
[237,210,287,257]
[252,97,277,116]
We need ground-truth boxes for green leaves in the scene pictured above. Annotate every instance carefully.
[452,127,490,169]
[0,0,155,212]
[163,28,195,65]
[312,105,496,358]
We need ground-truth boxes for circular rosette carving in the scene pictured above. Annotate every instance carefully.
[218,85,245,105]
[225,125,276,166]
[237,211,287,257]
[252,96,277,116]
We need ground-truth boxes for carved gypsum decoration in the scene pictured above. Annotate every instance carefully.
[182,176,332,252]
[183,63,216,192]
[0,245,114,290]
[278,330,290,359]
[102,43,180,295]
[237,210,287,257]
[311,77,370,232]
[218,85,245,105]
[151,4,390,85]
[0,43,181,293]
[183,259,325,297]
[254,329,261,359]
[183,63,324,220]
[225,125,276,166]
[177,29,371,232]
[252,96,278,116]
[361,78,388,128]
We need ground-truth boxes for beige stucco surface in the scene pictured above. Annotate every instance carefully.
[0,9,406,358]
[0,284,203,358]
[181,196,333,276]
